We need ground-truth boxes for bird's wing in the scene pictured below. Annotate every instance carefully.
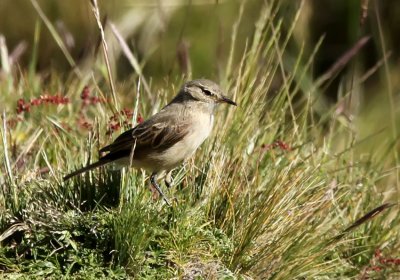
[100,111,190,161]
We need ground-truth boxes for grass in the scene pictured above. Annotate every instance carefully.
[1,1,400,279]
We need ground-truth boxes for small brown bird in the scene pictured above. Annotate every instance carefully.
[63,79,236,205]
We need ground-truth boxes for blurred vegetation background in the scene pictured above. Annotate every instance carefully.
[1,0,399,88]
[1,0,399,174]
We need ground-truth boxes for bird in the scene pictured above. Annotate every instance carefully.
[63,79,237,205]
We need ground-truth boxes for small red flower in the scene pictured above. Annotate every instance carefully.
[121,108,134,119]
[16,99,30,114]
[77,113,93,130]
[364,248,400,274]
[81,86,90,100]
[105,109,143,135]
[30,98,42,106]
[17,94,69,114]
[261,140,291,152]
[137,115,144,124]
[80,86,108,107]
[275,140,291,151]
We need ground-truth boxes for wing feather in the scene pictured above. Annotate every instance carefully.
[100,111,190,162]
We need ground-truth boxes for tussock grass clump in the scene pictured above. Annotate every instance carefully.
[1,1,399,279]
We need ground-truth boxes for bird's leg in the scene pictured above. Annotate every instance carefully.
[150,172,171,206]
[164,170,174,188]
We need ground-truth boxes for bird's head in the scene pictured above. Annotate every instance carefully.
[180,79,237,106]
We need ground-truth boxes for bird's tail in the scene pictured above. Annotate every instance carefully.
[63,159,110,181]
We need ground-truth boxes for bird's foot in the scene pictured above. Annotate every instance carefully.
[150,173,171,206]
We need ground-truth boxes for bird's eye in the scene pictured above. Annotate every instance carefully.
[203,89,212,96]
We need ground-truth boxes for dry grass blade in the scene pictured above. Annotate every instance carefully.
[360,0,370,26]
[90,0,119,110]
[1,113,13,184]
[109,22,153,102]
[9,41,28,66]
[30,0,80,77]
[0,112,17,208]
[332,203,395,241]
[374,0,399,196]
[0,35,10,74]
[225,0,245,81]
[359,51,392,84]
[12,128,43,169]
[176,40,192,79]
[0,223,29,243]
[315,36,370,87]
[132,79,141,127]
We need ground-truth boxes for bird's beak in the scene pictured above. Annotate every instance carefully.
[220,95,237,106]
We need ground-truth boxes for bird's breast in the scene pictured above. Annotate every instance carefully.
[186,111,214,151]
[157,111,214,170]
